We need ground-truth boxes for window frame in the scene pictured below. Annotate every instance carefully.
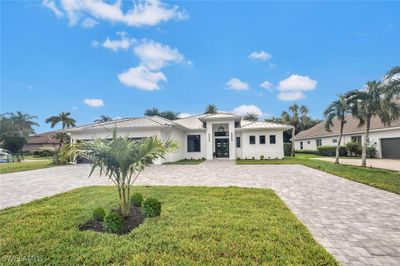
[269,135,276,144]
[187,135,201,153]
[316,139,322,147]
[249,135,256,145]
[236,136,241,148]
[259,135,266,144]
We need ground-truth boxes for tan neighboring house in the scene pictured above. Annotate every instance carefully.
[294,116,400,159]
[23,132,60,153]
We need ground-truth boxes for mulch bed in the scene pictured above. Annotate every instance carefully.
[79,205,145,235]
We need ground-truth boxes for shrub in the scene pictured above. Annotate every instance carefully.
[143,198,162,218]
[346,141,362,157]
[296,150,317,154]
[131,193,143,207]
[260,155,264,160]
[367,146,376,158]
[104,211,123,233]
[284,143,292,156]
[317,146,347,157]
[93,207,106,221]
[33,149,55,157]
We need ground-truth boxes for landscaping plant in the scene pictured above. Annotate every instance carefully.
[143,198,162,218]
[131,193,144,207]
[93,207,106,221]
[64,129,178,216]
[104,211,123,233]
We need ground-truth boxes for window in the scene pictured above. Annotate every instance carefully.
[332,139,337,143]
[351,136,362,144]
[249,135,256,144]
[269,135,276,144]
[236,137,241,148]
[316,139,322,147]
[300,141,303,150]
[307,141,310,144]
[187,135,201,152]
[259,135,266,144]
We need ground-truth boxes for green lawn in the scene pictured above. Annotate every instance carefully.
[0,160,54,174]
[237,156,400,194]
[164,159,205,165]
[0,186,337,265]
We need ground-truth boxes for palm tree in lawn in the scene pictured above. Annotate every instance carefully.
[204,104,218,114]
[323,95,350,164]
[64,130,178,216]
[346,81,400,167]
[45,112,76,149]
[243,112,259,121]
[94,115,112,123]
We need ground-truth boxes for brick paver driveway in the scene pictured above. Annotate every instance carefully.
[1,160,399,265]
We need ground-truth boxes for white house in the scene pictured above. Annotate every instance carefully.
[294,115,400,159]
[65,113,293,163]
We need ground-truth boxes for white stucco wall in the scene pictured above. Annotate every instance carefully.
[294,127,400,158]
[240,129,284,159]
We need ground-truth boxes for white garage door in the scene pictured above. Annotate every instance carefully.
[381,138,400,159]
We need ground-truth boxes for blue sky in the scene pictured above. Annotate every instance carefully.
[1,1,399,133]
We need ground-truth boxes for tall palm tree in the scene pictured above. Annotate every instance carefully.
[94,115,112,123]
[323,95,350,164]
[381,66,400,102]
[204,104,218,114]
[243,112,259,121]
[346,81,400,167]
[64,130,178,216]
[45,112,76,149]
[144,107,160,116]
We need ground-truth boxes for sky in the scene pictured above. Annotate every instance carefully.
[1,0,399,133]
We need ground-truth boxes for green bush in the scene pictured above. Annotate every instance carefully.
[143,198,162,218]
[130,193,143,207]
[104,211,123,233]
[284,143,292,156]
[317,145,347,156]
[33,149,55,157]
[296,150,317,154]
[367,146,377,158]
[92,207,106,221]
[346,141,362,157]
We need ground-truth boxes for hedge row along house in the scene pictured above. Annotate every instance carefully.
[294,115,400,159]
[64,113,293,163]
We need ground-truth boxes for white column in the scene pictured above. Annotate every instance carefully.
[228,120,236,159]
[206,121,213,160]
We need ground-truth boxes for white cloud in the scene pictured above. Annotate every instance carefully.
[278,74,317,91]
[72,106,78,110]
[118,65,167,91]
[277,91,306,101]
[277,74,317,101]
[248,51,271,61]
[232,105,263,116]
[103,32,136,51]
[178,113,194,118]
[43,0,187,27]
[83,98,104,107]
[42,0,64,17]
[226,78,249,91]
[81,17,98,28]
[134,39,184,70]
[91,40,100,48]
[259,80,273,91]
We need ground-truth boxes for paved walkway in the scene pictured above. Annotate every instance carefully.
[1,161,399,265]
[314,157,400,171]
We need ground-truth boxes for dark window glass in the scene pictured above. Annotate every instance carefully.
[332,139,337,143]
[259,135,266,144]
[249,136,256,144]
[351,136,362,143]
[300,141,303,150]
[187,135,201,152]
[236,137,241,148]
[316,139,322,147]
[269,135,276,144]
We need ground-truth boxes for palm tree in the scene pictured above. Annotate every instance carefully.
[243,113,259,121]
[323,95,350,164]
[346,81,400,167]
[94,115,112,123]
[144,107,160,116]
[204,104,217,114]
[45,112,76,149]
[381,66,400,102]
[64,130,178,216]
[159,111,180,120]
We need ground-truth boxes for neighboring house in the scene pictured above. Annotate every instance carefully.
[294,115,400,159]
[65,113,293,164]
[22,132,60,153]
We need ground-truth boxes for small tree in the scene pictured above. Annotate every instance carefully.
[243,112,259,121]
[94,115,112,123]
[204,104,218,114]
[64,130,178,216]
[323,95,350,164]
[45,112,76,150]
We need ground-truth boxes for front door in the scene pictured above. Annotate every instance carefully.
[215,138,229,158]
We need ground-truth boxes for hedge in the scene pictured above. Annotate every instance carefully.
[317,145,347,157]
